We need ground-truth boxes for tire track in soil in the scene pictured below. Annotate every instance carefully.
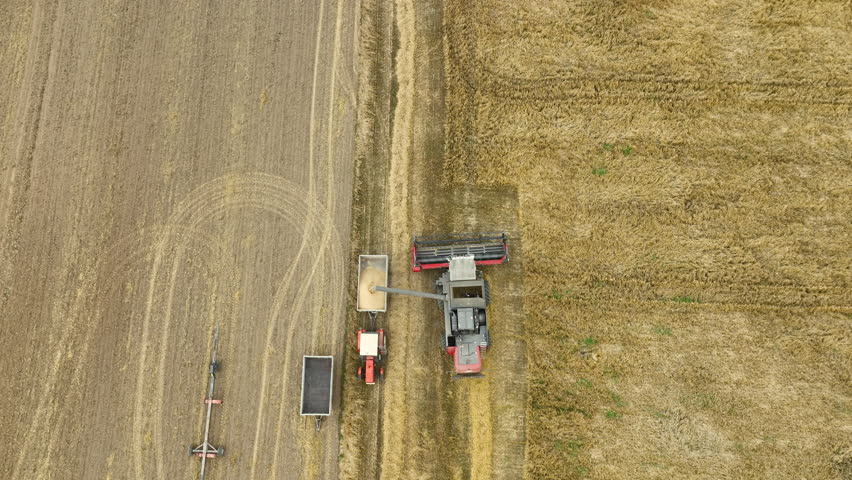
[133,227,176,480]
[1,0,60,312]
[124,173,326,478]
[10,226,147,479]
[444,43,852,108]
[128,226,239,480]
[271,0,348,476]
[245,0,328,475]
[377,0,416,476]
[137,174,331,480]
[339,0,394,477]
[6,1,64,471]
[129,228,240,480]
[7,2,353,479]
[14,225,237,479]
[562,296,852,315]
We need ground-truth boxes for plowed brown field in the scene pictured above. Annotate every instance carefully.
[1,1,356,479]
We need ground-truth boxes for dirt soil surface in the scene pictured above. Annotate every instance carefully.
[1,1,357,479]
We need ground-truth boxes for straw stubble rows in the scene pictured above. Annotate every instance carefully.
[444,1,851,478]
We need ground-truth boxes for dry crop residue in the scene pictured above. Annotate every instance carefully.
[445,0,852,479]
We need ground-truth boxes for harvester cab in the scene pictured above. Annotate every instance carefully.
[363,232,509,377]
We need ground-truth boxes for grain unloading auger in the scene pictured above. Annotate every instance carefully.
[358,232,509,377]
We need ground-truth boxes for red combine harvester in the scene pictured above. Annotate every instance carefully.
[363,232,509,377]
[356,329,387,384]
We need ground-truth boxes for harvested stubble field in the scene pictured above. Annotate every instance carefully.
[444,0,852,479]
[1,1,356,479]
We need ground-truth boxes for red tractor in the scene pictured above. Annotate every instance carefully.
[356,329,387,385]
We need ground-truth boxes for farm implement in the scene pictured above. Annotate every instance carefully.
[358,232,509,377]
[189,326,225,480]
[300,355,334,431]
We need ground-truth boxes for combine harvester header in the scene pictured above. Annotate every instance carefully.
[411,232,509,271]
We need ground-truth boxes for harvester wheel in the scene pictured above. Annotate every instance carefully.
[484,280,491,306]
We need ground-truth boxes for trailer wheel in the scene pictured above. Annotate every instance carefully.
[188,445,195,456]
[218,447,225,457]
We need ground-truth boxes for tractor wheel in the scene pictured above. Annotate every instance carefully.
[357,366,363,379]
[379,368,385,381]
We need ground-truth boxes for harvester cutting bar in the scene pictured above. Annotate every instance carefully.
[373,285,447,301]
[412,232,509,271]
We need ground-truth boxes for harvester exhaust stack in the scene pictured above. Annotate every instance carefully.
[411,232,508,271]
